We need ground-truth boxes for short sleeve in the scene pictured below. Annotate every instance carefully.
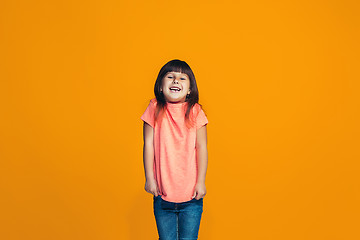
[196,106,208,130]
[141,100,156,128]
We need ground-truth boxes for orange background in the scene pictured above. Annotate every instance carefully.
[1,0,359,239]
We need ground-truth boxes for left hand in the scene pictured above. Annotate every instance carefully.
[192,182,207,200]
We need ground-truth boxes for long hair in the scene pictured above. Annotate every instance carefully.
[153,59,204,129]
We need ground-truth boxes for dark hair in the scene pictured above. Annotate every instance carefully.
[153,59,204,129]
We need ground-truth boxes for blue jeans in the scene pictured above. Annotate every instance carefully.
[153,195,203,240]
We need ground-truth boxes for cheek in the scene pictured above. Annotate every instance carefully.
[162,81,169,88]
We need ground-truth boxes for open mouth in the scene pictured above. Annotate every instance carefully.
[169,87,181,93]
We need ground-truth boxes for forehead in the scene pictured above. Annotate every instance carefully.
[166,71,188,77]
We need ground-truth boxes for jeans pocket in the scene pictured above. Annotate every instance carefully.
[193,197,203,206]
[193,197,203,201]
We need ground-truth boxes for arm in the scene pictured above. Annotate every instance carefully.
[143,122,159,196]
[193,125,208,199]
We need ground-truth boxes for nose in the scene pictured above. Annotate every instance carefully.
[173,78,179,84]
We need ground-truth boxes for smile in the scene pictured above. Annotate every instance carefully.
[169,87,181,92]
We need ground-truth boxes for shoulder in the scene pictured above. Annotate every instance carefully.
[192,103,203,113]
[149,98,158,108]
[150,98,157,105]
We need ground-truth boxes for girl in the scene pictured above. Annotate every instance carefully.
[141,59,209,240]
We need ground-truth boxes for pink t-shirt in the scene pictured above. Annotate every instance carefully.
[141,98,208,203]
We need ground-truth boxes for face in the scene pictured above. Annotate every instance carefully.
[160,71,191,103]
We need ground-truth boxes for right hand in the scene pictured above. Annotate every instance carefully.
[145,178,160,197]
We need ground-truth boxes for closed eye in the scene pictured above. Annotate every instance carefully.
[167,75,187,80]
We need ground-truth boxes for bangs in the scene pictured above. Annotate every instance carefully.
[162,60,192,78]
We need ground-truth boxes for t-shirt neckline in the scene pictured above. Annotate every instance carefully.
[166,101,188,108]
